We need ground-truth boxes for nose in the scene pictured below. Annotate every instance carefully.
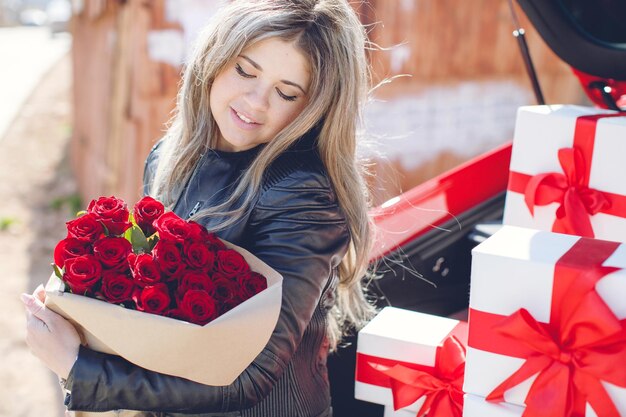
[245,83,270,112]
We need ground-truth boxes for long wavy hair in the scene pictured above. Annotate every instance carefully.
[149,0,375,349]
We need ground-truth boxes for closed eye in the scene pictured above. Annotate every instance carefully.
[235,64,255,78]
[237,62,298,101]
[276,88,297,102]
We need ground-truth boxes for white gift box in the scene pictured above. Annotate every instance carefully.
[384,405,416,417]
[462,394,525,417]
[503,105,626,242]
[45,240,282,386]
[465,225,626,416]
[355,307,467,413]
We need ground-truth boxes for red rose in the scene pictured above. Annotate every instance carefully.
[177,290,217,325]
[187,221,209,242]
[53,238,92,268]
[212,275,241,313]
[178,270,215,297]
[87,196,131,236]
[66,213,104,242]
[202,229,227,251]
[133,196,164,237]
[152,240,185,279]
[183,241,215,271]
[63,254,102,295]
[153,212,200,243]
[99,270,135,303]
[236,271,267,300]
[133,283,171,314]
[216,249,250,278]
[93,237,132,269]
[128,253,162,287]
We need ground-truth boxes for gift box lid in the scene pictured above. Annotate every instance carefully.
[511,105,625,174]
[357,307,466,365]
[470,225,626,321]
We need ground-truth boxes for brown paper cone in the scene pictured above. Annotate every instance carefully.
[46,240,282,388]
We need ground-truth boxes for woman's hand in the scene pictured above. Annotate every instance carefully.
[22,284,81,379]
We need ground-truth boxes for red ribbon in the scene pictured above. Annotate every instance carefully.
[469,238,626,417]
[376,336,465,417]
[508,114,626,238]
[361,336,465,417]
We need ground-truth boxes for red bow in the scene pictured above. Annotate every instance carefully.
[372,336,465,417]
[524,147,610,238]
[486,265,626,417]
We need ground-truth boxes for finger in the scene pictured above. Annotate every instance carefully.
[26,311,49,332]
[34,284,46,303]
[21,293,52,324]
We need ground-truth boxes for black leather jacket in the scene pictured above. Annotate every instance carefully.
[64,134,350,417]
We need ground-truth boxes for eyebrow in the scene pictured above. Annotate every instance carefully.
[240,55,308,95]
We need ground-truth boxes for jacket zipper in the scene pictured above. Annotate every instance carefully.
[187,201,202,218]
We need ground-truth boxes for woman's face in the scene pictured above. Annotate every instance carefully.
[210,37,311,152]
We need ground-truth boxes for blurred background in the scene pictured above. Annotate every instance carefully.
[0,0,586,415]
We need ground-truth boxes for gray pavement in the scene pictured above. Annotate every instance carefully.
[0,26,71,140]
[0,27,72,417]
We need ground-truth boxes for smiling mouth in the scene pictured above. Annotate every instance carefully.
[233,108,258,124]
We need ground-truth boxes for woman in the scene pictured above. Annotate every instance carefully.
[23,1,375,415]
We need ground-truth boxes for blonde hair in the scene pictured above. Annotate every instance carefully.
[150,0,375,349]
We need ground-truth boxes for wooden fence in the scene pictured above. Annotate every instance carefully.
[71,0,181,203]
[70,0,582,205]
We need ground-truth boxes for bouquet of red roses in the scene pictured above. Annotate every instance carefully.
[52,196,267,326]
[45,196,283,386]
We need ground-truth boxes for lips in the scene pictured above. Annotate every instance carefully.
[235,110,254,124]
[232,107,259,124]
[229,107,261,131]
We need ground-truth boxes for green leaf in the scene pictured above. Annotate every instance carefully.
[76,210,87,217]
[52,263,63,280]
[124,225,133,242]
[129,224,149,254]
[147,234,159,252]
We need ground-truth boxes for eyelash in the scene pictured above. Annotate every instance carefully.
[276,89,297,102]
[235,64,298,102]
[235,64,254,79]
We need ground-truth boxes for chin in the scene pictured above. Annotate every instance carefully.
[221,136,256,152]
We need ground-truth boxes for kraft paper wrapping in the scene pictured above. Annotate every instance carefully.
[45,240,282,415]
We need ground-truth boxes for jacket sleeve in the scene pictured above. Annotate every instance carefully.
[64,170,351,413]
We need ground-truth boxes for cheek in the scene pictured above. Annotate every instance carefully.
[209,81,225,113]
[272,101,308,131]
[209,71,236,112]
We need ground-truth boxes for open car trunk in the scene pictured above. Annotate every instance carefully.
[328,1,626,415]
[329,143,511,416]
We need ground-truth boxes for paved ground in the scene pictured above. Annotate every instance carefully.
[0,32,74,416]
[0,27,71,141]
